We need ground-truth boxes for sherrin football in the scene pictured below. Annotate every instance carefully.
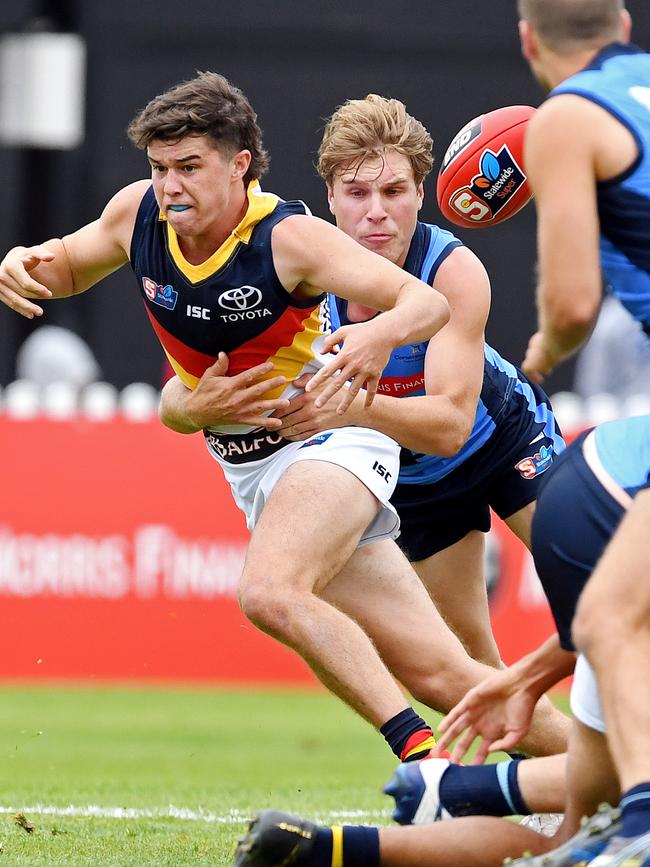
[436,105,536,228]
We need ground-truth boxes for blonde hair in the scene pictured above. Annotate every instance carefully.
[318,94,433,187]
[518,0,624,53]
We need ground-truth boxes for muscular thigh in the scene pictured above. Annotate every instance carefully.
[242,459,380,595]
[321,539,474,682]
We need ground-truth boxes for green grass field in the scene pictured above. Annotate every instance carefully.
[0,684,409,866]
[0,684,570,866]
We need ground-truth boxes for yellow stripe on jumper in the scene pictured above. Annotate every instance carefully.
[165,181,279,284]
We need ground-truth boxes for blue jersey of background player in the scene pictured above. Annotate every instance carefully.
[276,93,566,669]
[552,43,650,331]
[520,6,650,382]
[328,225,563,486]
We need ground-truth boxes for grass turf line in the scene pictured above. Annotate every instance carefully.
[0,685,571,866]
[0,684,400,866]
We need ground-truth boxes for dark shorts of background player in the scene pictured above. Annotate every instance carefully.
[531,429,625,652]
[393,378,565,561]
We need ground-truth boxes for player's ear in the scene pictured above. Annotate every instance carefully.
[416,183,424,210]
[232,150,252,181]
[620,8,632,43]
[519,19,537,62]
[327,186,336,215]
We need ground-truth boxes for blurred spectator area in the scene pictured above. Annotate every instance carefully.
[0,0,649,393]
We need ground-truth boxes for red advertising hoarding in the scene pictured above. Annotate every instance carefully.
[1,417,558,683]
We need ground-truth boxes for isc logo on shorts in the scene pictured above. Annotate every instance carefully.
[372,460,392,483]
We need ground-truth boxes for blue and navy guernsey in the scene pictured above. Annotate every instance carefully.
[328,221,564,486]
[551,42,650,333]
[594,414,650,498]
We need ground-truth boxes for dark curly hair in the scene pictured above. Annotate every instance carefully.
[127,71,269,183]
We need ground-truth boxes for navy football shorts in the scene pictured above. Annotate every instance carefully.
[531,429,625,651]
[393,378,565,561]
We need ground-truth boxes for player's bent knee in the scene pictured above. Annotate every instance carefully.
[238,581,298,638]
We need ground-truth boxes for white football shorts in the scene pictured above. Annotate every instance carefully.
[205,425,401,546]
[570,653,606,733]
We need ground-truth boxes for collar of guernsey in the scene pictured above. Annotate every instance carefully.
[158,179,279,282]
[155,181,327,400]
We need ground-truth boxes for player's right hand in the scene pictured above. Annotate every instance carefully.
[183,354,289,431]
[434,667,537,764]
[0,246,55,319]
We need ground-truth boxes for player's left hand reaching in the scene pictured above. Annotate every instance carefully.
[0,245,55,319]
[434,666,538,764]
[305,320,392,413]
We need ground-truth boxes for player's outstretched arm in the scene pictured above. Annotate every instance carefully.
[0,180,147,319]
[0,243,68,318]
[277,245,487,455]
[522,96,605,382]
[271,214,449,412]
[159,355,290,434]
[435,635,576,764]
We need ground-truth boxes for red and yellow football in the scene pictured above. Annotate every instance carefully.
[436,105,536,229]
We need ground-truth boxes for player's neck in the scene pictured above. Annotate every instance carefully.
[542,44,609,90]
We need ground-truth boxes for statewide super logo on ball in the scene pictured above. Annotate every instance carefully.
[448,146,527,224]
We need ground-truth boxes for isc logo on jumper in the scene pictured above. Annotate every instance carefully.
[187,305,211,320]
[515,444,554,479]
[449,146,526,223]
[142,277,178,310]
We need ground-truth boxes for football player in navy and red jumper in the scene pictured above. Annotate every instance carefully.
[0,72,566,764]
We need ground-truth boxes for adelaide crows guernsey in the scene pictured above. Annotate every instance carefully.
[328,221,563,485]
[551,43,650,332]
[130,181,330,438]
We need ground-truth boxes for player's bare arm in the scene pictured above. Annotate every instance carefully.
[271,213,450,411]
[0,180,148,319]
[159,356,290,434]
[436,634,576,764]
[277,246,488,456]
[522,96,636,381]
